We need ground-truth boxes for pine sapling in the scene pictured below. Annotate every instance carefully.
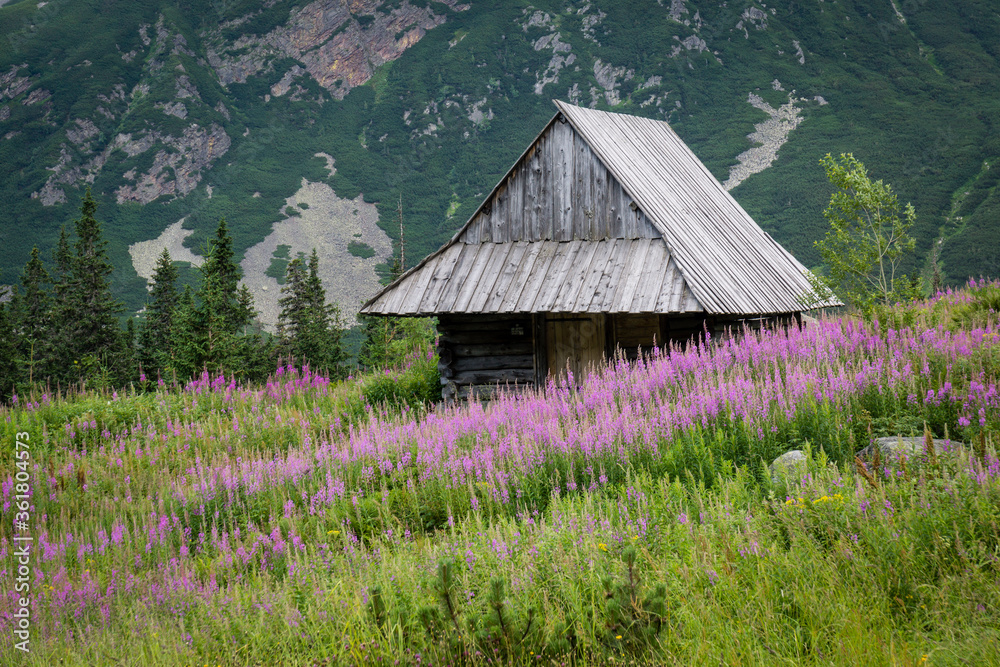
[436,559,463,636]
[369,585,387,630]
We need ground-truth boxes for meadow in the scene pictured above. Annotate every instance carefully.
[2,281,1000,665]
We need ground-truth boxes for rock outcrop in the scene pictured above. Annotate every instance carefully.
[723,91,804,191]
[240,176,392,330]
[208,0,467,100]
[0,64,32,102]
[30,15,232,207]
[857,436,964,463]
[116,124,231,204]
[770,450,808,483]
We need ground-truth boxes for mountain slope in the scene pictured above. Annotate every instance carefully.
[1,0,998,323]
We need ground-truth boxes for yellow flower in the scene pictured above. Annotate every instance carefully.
[598,543,608,552]
[327,530,340,536]
[615,635,622,640]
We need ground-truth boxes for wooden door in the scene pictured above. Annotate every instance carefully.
[545,314,606,384]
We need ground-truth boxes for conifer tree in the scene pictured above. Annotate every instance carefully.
[196,218,256,373]
[54,188,124,385]
[161,217,272,380]
[306,249,346,375]
[12,247,53,384]
[167,286,201,383]
[139,248,179,376]
[0,290,19,401]
[276,254,309,350]
[51,227,72,302]
[276,249,345,376]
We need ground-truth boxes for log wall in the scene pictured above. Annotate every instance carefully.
[437,314,536,402]
[436,312,802,401]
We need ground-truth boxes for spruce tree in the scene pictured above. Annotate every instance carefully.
[46,227,74,379]
[139,248,179,376]
[276,254,309,359]
[169,217,273,380]
[53,189,124,385]
[167,286,201,383]
[306,249,345,375]
[51,226,72,302]
[12,247,53,384]
[0,290,19,401]
[196,218,256,373]
[276,249,345,376]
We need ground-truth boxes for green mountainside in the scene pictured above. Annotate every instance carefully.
[1,0,998,321]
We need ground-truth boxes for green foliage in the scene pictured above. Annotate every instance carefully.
[357,347,439,413]
[187,218,268,377]
[949,279,1000,330]
[264,245,294,285]
[347,240,376,259]
[275,248,347,377]
[10,246,54,385]
[166,285,201,382]
[0,297,18,401]
[815,153,922,315]
[138,248,179,380]
[50,189,126,387]
[359,314,436,371]
[156,219,272,383]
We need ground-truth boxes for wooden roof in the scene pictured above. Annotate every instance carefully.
[368,239,701,315]
[361,101,837,317]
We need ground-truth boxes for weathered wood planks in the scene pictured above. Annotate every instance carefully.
[437,315,536,403]
[361,96,836,377]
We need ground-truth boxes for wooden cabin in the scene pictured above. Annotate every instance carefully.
[360,100,839,400]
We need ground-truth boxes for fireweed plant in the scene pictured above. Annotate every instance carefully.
[1,280,999,665]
